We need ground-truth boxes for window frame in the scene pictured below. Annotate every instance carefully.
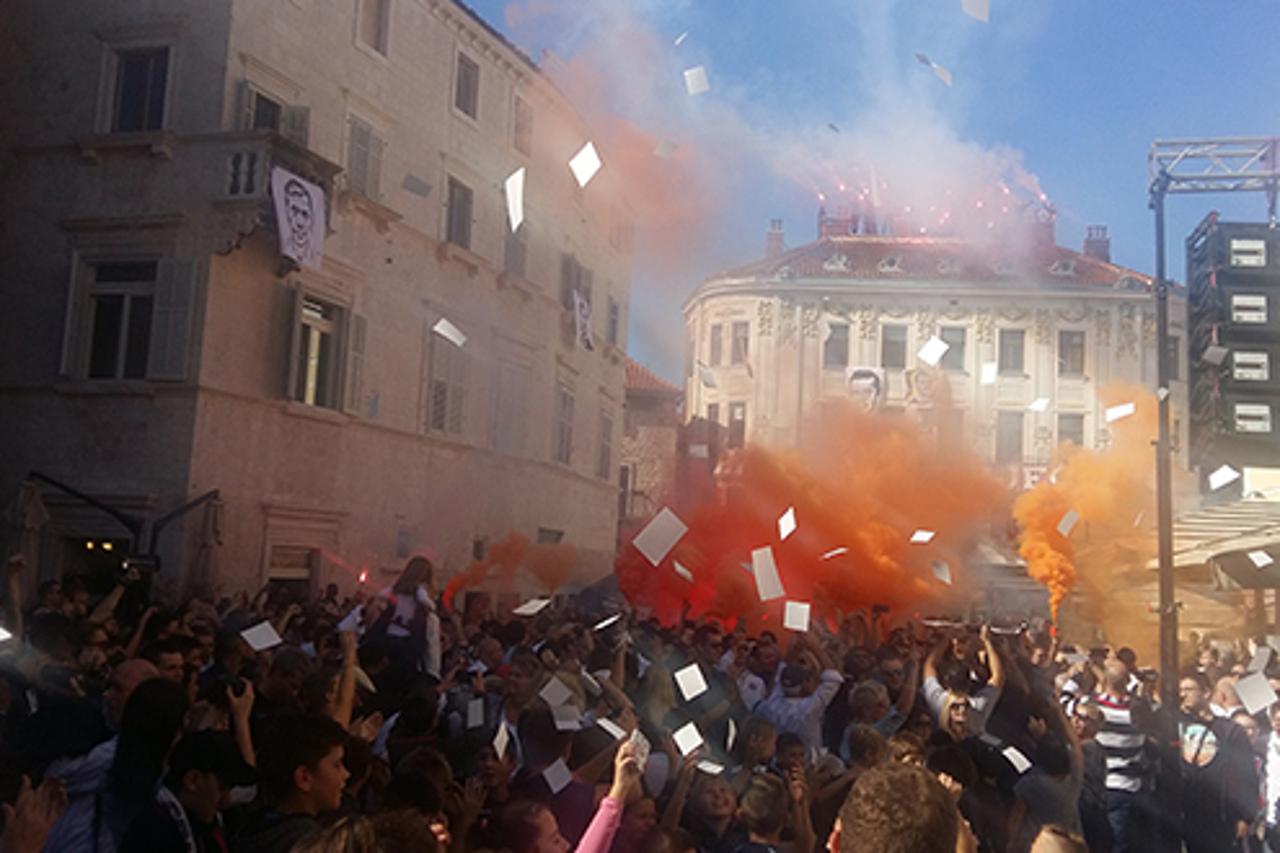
[727,402,747,449]
[1057,412,1085,448]
[446,175,474,249]
[295,295,342,409]
[606,297,620,347]
[512,94,534,156]
[881,324,908,370]
[730,321,750,365]
[824,321,850,370]
[85,261,160,380]
[553,384,575,465]
[596,410,614,480]
[998,328,1026,376]
[940,326,967,373]
[356,0,391,56]
[108,45,172,133]
[454,50,481,121]
[425,327,467,436]
[709,324,723,367]
[995,410,1024,464]
[346,114,385,200]
[1057,329,1086,378]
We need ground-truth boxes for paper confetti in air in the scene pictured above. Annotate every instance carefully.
[961,0,990,23]
[727,718,737,752]
[1002,745,1031,773]
[673,722,704,756]
[1250,550,1275,569]
[493,723,510,758]
[751,546,785,601]
[467,698,484,729]
[1203,345,1229,366]
[1209,464,1241,491]
[0,626,11,643]
[673,31,688,46]
[552,704,581,731]
[932,561,952,585]
[674,561,694,582]
[654,140,679,158]
[1250,645,1273,673]
[504,167,525,232]
[1105,402,1136,423]
[432,318,467,348]
[778,507,797,540]
[696,760,724,775]
[783,601,811,632]
[1157,387,1170,401]
[821,547,848,560]
[1027,397,1050,413]
[674,663,708,701]
[593,613,622,632]
[980,362,998,385]
[917,335,949,367]
[543,758,572,793]
[513,597,551,616]
[568,141,602,188]
[240,621,283,652]
[910,529,935,544]
[683,65,710,95]
[1235,672,1279,715]
[597,717,627,740]
[539,676,573,708]
[1056,509,1080,538]
[932,63,954,87]
[632,507,688,565]
[698,364,718,389]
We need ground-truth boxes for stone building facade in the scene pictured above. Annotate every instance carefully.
[683,214,1188,486]
[0,0,633,598]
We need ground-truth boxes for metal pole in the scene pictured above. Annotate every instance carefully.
[1152,174,1178,703]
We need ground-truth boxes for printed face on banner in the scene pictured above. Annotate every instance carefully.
[271,167,326,270]
[846,367,884,412]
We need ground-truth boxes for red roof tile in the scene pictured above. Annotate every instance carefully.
[626,358,682,395]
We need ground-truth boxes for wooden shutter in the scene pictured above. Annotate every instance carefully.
[281,105,310,147]
[368,133,384,200]
[343,312,367,415]
[237,81,255,131]
[59,251,85,378]
[147,258,195,381]
[284,283,303,400]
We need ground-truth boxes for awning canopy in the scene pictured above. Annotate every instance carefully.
[1145,497,1280,590]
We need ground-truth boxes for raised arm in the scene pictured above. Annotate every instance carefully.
[332,630,358,729]
[5,554,25,641]
[979,625,1005,691]
[894,649,922,719]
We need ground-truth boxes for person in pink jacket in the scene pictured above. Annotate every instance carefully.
[500,740,641,853]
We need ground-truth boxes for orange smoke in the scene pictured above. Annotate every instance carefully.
[615,401,1007,627]
[1013,384,1157,621]
[443,532,575,610]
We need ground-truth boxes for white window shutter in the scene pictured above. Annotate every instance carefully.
[343,312,367,415]
[369,134,385,200]
[59,251,85,378]
[448,343,466,434]
[284,284,303,400]
[147,259,195,381]
[281,105,310,147]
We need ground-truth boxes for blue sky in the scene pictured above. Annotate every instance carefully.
[469,0,1280,380]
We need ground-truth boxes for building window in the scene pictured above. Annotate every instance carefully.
[597,411,614,480]
[492,361,530,454]
[358,0,390,54]
[707,403,720,424]
[537,528,564,545]
[513,95,533,155]
[730,322,750,365]
[454,52,480,119]
[426,331,467,434]
[446,176,473,249]
[998,329,1025,375]
[112,47,169,132]
[295,296,339,408]
[1057,330,1085,378]
[87,261,157,379]
[503,223,527,278]
[709,325,723,366]
[618,464,634,519]
[940,326,966,372]
[996,411,1024,463]
[1168,335,1181,381]
[560,254,591,311]
[881,324,907,369]
[728,402,747,449]
[607,297,620,347]
[1058,413,1085,447]
[250,89,282,131]
[347,116,384,199]
[553,385,575,465]
[824,322,850,369]
[239,84,309,146]
[684,333,694,378]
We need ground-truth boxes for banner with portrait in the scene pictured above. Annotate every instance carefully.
[270,167,326,270]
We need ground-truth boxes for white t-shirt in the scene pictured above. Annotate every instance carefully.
[922,675,1001,734]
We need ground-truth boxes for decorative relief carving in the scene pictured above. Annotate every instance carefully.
[823,252,850,273]
[975,312,994,345]
[856,306,878,340]
[1117,304,1137,357]
[1094,308,1111,348]
[997,307,1030,322]
[1057,306,1089,323]
[778,299,797,345]
[800,304,821,339]
[1033,309,1053,345]
[1034,426,1054,449]
[915,309,937,339]
[756,299,775,337]
[939,306,972,321]
[1141,311,1156,347]
[1095,428,1113,452]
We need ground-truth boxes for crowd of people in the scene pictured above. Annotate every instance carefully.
[0,551,1277,852]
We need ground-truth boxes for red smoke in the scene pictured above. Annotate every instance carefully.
[443,532,575,610]
[615,401,1007,627]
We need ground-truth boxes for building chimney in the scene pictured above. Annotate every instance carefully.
[1083,225,1111,263]
[765,219,785,258]
[818,205,854,239]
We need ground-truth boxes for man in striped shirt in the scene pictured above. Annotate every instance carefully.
[1093,660,1151,853]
